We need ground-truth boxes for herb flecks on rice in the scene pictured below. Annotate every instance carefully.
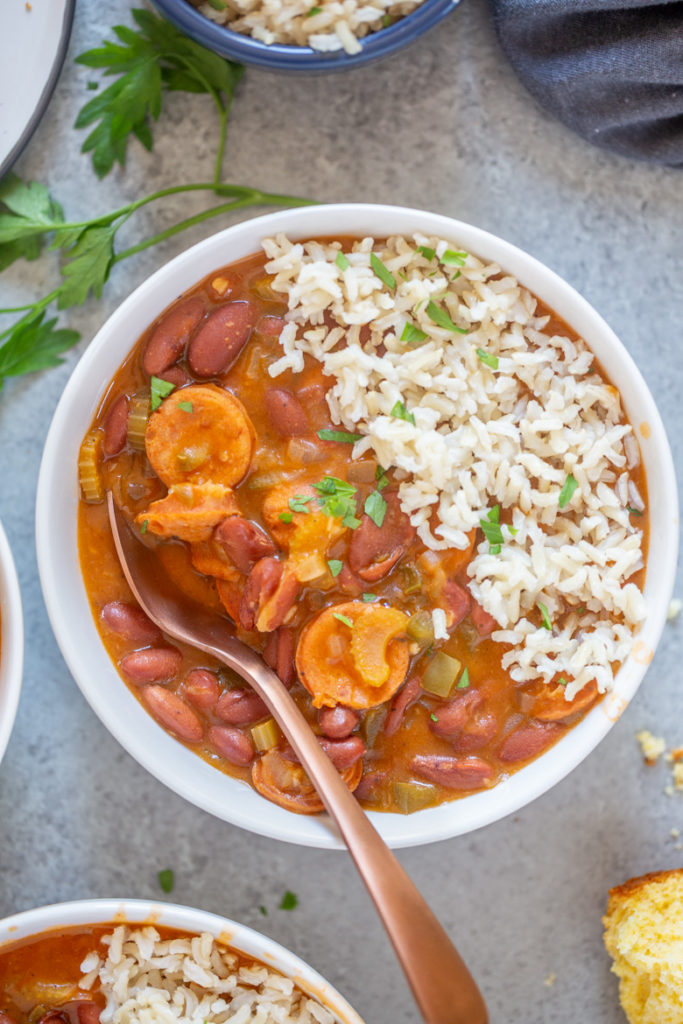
[262,232,646,700]
[79,925,335,1024]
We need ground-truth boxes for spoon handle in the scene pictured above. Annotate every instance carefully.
[218,652,488,1024]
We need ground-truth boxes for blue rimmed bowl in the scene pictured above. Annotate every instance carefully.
[151,0,461,72]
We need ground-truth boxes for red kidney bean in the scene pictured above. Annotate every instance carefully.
[37,1013,68,1024]
[353,770,385,803]
[143,297,205,376]
[319,736,366,770]
[498,722,564,763]
[120,647,182,685]
[183,668,220,710]
[384,675,421,738]
[157,365,191,388]
[102,395,129,457]
[258,315,284,337]
[349,492,416,582]
[263,627,295,687]
[240,558,297,632]
[443,580,471,628]
[412,754,495,789]
[265,388,308,436]
[214,516,276,574]
[451,713,499,753]
[429,690,484,738]
[209,724,255,766]
[102,601,163,645]
[141,685,204,742]
[471,600,497,636]
[216,688,268,725]
[76,1004,102,1024]
[187,301,255,377]
[319,704,360,739]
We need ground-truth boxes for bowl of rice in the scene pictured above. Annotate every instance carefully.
[36,203,678,850]
[0,898,365,1024]
[151,0,461,71]
[0,519,23,769]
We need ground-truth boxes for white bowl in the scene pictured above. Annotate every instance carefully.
[0,897,364,1024]
[0,519,23,767]
[36,204,678,849]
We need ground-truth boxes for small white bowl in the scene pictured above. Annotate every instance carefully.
[0,897,364,1024]
[0,519,23,767]
[36,204,678,849]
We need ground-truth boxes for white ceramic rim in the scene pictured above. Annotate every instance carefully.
[0,519,24,767]
[0,897,365,1024]
[36,203,679,849]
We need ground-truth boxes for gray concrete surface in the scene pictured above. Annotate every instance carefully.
[0,1,682,1021]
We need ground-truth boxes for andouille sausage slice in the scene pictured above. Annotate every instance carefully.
[251,747,362,814]
[141,685,204,743]
[143,297,205,376]
[188,301,256,377]
[76,1004,101,1024]
[349,492,416,582]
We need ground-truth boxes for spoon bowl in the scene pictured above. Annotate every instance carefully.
[107,493,488,1024]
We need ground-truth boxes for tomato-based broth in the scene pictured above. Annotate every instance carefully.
[78,236,648,816]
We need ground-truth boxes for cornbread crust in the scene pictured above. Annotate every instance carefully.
[604,869,683,1023]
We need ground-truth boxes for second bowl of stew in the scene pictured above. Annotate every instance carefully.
[36,204,678,848]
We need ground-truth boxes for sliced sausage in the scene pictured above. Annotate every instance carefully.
[384,675,421,738]
[412,755,495,790]
[348,492,416,583]
[183,668,220,710]
[143,297,205,376]
[265,388,308,436]
[120,647,182,685]
[102,394,129,457]
[141,685,204,742]
[101,601,163,645]
[471,600,497,636]
[318,705,360,739]
[443,580,471,628]
[187,301,256,377]
[76,1003,101,1024]
[498,722,564,763]
[209,724,255,766]
[214,516,276,575]
[263,627,296,687]
[216,688,268,725]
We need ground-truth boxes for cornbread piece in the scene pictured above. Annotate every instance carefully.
[604,869,683,1023]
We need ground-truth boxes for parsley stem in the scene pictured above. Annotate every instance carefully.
[0,289,61,342]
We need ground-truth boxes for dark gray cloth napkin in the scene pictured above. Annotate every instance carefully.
[490,0,683,165]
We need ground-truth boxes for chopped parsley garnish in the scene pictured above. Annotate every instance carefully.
[477,347,499,370]
[279,890,298,910]
[335,250,349,269]
[279,511,293,523]
[576,606,586,615]
[480,506,505,553]
[149,375,175,411]
[370,252,396,290]
[456,667,470,689]
[288,495,313,514]
[558,474,578,509]
[426,300,467,334]
[364,490,387,528]
[140,519,149,534]
[538,602,553,631]
[391,400,415,425]
[375,465,389,490]
[333,613,354,628]
[441,249,467,266]
[158,868,174,893]
[451,270,462,281]
[177,400,193,413]
[417,245,435,261]
[430,712,438,722]
[259,905,268,916]
[317,428,363,443]
[557,676,567,686]
[208,0,228,8]
[327,559,343,577]
[307,5,322,13]
[627,505,644,516]
[312,477,360,528]
[362,593,377,602]
[381,13,392,26]
[400,322,428,346]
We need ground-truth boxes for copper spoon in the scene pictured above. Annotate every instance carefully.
[107,494,488,1024]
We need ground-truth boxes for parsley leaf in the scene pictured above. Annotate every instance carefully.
[280,890,298,910]
[456,667,470,689]
[333,613,354,628]
[178,400,193,413]
[150,375,175,410]
[140,519,149,534]
[74,8,244,177]
[391,400,415,425]
[364,490,387,528]
[627,505,644,516]
[327,559,343,577]
[538,602,553,631]
[312,477,360,528]
[370,252,396,290]
[417,245,435,261]
[361,593,377,601]
[400,322,428,346]
[426,300,467,334]
[0,312,79,387]
[335,250,349,269]
[57,224,117,308]
[558,474,578,508]
[317,428,363,443]
[480,506,505,551]
[0,173,64,246]
[375,465,389,490]
[279,511,293,523]
[441,249,467,266]
[158,868,174,893]
[476,347,499,370]
[259,904,268,915]
[288,494,313,514]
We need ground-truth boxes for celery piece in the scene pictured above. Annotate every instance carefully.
[394,781,438,814]
[361,707,386,747]
[251,718,280,752]
[406,610,434,646]
[127,392,150,452]
[400,563,422,595]
[78,430,104,503]
[421,651,461,698]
